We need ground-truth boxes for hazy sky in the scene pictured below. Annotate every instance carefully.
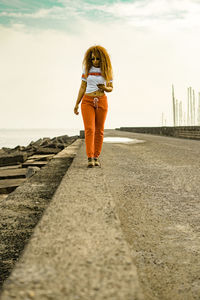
[0,0,200,129]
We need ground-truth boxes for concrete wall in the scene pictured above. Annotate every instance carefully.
[116,126,200,140]
[80,130,85,138]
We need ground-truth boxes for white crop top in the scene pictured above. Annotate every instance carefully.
[81,66,113,94]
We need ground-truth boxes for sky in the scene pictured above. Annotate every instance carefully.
[0,0,200,130]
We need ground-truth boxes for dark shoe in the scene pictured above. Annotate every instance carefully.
[88,157,94,168]
[94,157,101,167]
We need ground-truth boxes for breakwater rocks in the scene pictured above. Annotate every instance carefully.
[0,135,80,289]
[0,135,79,195]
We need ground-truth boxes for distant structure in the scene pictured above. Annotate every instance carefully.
[198,92,200,125]
[162,113,167,126]
[172,85,176,126]
[172,85,200,126]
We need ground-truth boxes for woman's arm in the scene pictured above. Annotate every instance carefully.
[74,80,87,115]
[105,81,113,92]
[97,81,113,93]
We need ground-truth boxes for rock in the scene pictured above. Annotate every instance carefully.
[43,142,65,150]
[0,149,6,155]
[31,137,50,146]
[27,141,35,147]
[28,154,55,161]
[40,138,51,147]
[26,166,40,178]
[0,165,22,170]
[0,178,26,194]
[34,147,61,155]
[26,151,35,157]
[28,137,51,148]
[13,145,26,151]
[1,147,13,154]
[51,135,79,144]
[51,134,69,144]
[0,153,28,167]
[0,168,27,180]
[32,138,43,146]
[0,135,79,168]
[22,161,48,168]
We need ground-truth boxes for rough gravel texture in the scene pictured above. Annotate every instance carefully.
[0,135,143,300]
[1,129,200,300]
[102,129,200,300]
[0,140,81,290]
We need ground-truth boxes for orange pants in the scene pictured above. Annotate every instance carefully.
[81,94,108,158]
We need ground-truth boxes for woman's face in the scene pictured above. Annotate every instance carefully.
[91,52,100,67]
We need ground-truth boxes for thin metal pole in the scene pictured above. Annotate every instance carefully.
[172,84,176,126]
[190,87,193,126]
[198,92,200,126]
[179,101,182,126]
[193,89,195,125]
[176,99,179,126]
[187,87,190,126]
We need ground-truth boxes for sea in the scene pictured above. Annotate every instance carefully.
[0,128,81,149]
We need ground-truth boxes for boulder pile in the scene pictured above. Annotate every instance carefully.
[0,134,79,196]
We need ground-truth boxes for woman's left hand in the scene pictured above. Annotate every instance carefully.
[97,84,106,92]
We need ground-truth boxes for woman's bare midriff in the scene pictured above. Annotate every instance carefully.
[85,90,105,97]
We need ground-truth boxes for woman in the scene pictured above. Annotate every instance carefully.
[74,45,113,168]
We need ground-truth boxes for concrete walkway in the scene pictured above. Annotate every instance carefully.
[1,129,200,300]
[0,132,144,300]
[102,129,200,300]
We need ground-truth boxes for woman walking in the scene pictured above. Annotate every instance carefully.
[74,45,113,168]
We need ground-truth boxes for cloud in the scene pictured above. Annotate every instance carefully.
[0,6,76,20]
[1,0,200,33]
[94,0,200,31]
[1,13,200,129]
[1,0,200,128]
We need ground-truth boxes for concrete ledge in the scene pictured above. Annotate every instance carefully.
[53,139,83,158]
[0,139,82,290]
[0,141,144,300]
[80,130,85,139]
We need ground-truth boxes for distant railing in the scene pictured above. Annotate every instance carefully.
[117,126,200,141]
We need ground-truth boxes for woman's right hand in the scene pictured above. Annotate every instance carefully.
[74,104,79,115]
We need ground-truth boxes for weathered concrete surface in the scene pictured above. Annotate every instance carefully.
[0,178,27,194]
[0,194,8,201]
[29,154,55,161]
[101,129,200,300]
[0,153,27,167]
[0,165,22,170]
[1,129,200,300]
[22,161,48,168]
[0,168,27,180]
[0,139,82,290]
[0,135,144,300]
